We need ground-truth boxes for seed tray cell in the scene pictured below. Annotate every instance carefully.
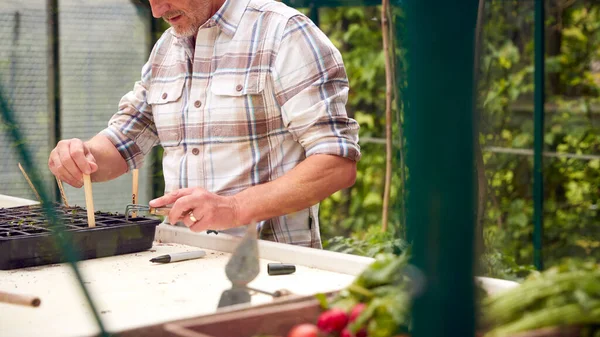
[0,204,161,270]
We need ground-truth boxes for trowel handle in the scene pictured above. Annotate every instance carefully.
[149,207,172,216]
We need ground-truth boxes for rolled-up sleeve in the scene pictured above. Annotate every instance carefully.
[99,60,158,170]
[272,15,361,162]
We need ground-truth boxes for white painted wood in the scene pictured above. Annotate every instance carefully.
[0,194,39,208]
[477,276,520,295]
[155,224,375,276]
[0,243,355,337]
[155,225,520,294]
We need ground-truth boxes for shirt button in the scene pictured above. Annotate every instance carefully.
[236,84,243,92]
[191,148,200,155]
[194,100,202,108]
[162,93,168,99]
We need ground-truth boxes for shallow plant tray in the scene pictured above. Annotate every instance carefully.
[0,204,161,270]
[117,292,585,337]
[117,292,409,337]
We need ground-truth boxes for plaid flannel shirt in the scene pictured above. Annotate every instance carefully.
[101,0,361,248]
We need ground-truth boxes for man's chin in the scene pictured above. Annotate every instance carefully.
[172,25,199,38]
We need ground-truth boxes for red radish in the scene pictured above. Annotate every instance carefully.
[287,323,319,337]
[349,303,367,322]
[317,308,349,333]
[340,327,368,337]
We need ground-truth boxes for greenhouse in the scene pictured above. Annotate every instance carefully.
[0,0,599,336]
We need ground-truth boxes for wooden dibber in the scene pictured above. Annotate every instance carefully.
[55,177,70,207]
[0,290,41,308]
[82,174,95,228]
[131,169,139,218]
[17,163,42,203]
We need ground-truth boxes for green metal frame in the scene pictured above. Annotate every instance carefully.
[48,0,61,203]
[533,0,545,271]
[404,2,478,337]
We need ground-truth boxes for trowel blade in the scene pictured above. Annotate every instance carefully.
[217,287,251,309]
[224,224,259,286]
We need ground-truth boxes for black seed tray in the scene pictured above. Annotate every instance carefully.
[0,204,161,270]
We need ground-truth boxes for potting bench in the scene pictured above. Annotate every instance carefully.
[0,194,516,337]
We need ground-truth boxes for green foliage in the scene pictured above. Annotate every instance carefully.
[478,0,600,269]
[324,226,409,257]
[317,6,406,239]
[319,0,600,274]
[481,225,537,282]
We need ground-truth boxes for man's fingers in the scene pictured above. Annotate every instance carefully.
[48,138,95,188]
[189,218,207,232]
[85,151,99,173]
[182,208,207,232]
[149,188,194,207]
[49,148,81,187]
[181,208,204,230]
[168,195,200,223]
[48,150,60,175]
[70,140,93,175]
[57,142,82,182]
[56,164,83,188]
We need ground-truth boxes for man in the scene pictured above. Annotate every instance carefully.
[48,0,360,248]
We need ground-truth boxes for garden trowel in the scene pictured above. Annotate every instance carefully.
[217,223,260,309]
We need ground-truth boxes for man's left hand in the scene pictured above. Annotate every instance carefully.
[149,188,239,232]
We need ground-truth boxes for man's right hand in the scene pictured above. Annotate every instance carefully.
[48,138,99,188]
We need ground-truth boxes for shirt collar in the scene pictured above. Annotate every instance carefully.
[169,0,251,41]
[210,0,252,37]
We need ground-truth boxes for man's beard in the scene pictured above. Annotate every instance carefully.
[173,23,200,37]
[163,10,203,37]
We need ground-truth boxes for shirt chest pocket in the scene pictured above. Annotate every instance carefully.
[209,71,269,127]
[148,78,186,147]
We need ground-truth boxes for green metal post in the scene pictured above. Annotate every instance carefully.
[48,0,61,203]
[533,0,545,271]
[405,1,478,337]
[309,3,320,26]
[393,9,406,235]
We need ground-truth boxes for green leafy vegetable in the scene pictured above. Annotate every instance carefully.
[323,252,413,337]
[482,259,600,337]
